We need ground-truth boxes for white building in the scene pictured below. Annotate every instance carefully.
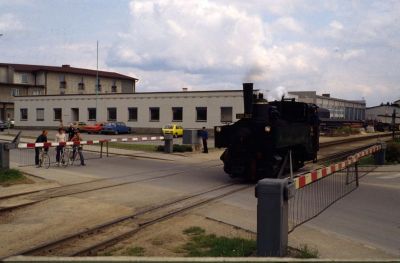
[288,91,366,120]
[366,104,400,124]
[14,90,244,133]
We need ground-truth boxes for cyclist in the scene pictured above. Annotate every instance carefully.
[55,128,67,166]
[71,130,86,166]
[35,130,48,167]
[66,124,75,141]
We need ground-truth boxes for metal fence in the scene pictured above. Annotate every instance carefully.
[288,156,377,233]
[11,145,106,167]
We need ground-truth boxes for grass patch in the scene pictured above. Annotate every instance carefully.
[0,169,32,187]
[358,155,375,166]
[290,244,319,258]
[124,246,145,256]
[183,226,206,236]
[181,227,256,257]
[108,142,158,152]
[156,144,193,152]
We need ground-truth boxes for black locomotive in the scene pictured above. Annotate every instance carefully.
[215,83,320,180]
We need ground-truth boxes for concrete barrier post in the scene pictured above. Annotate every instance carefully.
[0,143,10,170]
[374,142,386,165]
[164,134,173,153]
[255,178,294,257]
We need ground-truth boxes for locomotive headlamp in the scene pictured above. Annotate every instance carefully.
[216,127,222,132]
[265,126,271,132]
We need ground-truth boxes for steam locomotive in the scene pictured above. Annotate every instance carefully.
[214,83,320,180]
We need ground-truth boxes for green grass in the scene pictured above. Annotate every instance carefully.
[0,169,30,186]
[293,244,319,258]
[358,156,375,165]
[107,142,158,152]
[181,227,256,257]
[124,246,145,256]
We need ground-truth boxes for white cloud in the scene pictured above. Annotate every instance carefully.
[0,13,23,32]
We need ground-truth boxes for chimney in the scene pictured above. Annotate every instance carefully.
[322,94,330,98]
[62,64,70,68]
[243,83,253,117]
[182,87,188,92]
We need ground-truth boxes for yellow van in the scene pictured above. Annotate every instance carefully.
[162,124,183,137]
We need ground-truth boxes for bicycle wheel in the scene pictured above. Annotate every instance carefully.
[69,151,76,166]
[61,151,69,167]
[42,154,50,169]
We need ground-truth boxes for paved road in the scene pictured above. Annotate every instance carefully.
[1,129,399,258]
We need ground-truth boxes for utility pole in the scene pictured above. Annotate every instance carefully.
[392,109,396,140]
[96,40,99,122]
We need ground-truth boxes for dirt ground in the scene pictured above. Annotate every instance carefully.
[98,213,256,257]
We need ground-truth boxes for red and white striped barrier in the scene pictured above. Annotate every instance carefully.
[17,136,165,149]
[294,144,381,189]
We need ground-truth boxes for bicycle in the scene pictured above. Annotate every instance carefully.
[38,148,50,169]
[68,146,83,166]
[59,146,71,167]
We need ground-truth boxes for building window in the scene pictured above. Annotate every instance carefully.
[11,88,20,96]
[196,107,207,122]
[111,80,117,93]
[172,107,183,122]
[96,78,101,92]
[20,108,28,121]
[221,107,233,123]
[59,75,66,89]
[128,107,138,121]
[78,77,85,90]
[21,73,28,84]
[149,107,160,122]
[108,107,117,121]
[32,89,42,95]
[36,108,44,121]
[54,108,62,121]
[88,108,96,121]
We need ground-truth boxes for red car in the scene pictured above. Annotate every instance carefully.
[82,122,106,134]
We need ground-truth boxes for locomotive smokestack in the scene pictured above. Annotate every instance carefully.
[243,83,253,117]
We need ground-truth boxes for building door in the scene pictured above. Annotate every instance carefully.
[71,108,79,122]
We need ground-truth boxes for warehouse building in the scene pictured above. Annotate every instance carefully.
[366,103,400,124]
[14,90,244,133]
[288,91,366,120]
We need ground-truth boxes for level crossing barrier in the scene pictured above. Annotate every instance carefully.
[256,143,384,256]
[7,135,169,168]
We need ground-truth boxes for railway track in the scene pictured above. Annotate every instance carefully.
[2,182,251,259]
[0,133,391,259]
[1,132,389,212]
[0,159,223,212]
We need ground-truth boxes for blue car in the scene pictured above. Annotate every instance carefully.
[101,122,132,135]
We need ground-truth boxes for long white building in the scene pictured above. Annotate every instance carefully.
[14,90,244,133]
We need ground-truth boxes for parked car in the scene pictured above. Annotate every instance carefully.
[82,122,106,134]
[0,120,6,131]
[101,122,131,135]
[162,124,183,137]
[68,121,87,131]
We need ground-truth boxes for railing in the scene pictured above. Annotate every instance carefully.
[288,144,381,232]
[9,136,167,167]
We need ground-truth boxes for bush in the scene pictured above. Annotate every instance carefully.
[156,144,193,152]
[386,141,400,163]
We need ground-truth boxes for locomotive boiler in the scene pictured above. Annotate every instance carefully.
[214,83,320,180]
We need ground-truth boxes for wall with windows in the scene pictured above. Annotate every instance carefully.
[14,91,244,130]
[45,72,130,95]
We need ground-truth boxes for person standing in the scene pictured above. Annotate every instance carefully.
[35,130,48,167]
[55,128,67,166]
[200,127,208,153]
[66,124,75,141]
[71,130,85,166]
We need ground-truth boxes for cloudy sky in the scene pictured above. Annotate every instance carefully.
[1,0,399,106]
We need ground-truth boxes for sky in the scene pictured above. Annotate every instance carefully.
[1,0,400,106]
